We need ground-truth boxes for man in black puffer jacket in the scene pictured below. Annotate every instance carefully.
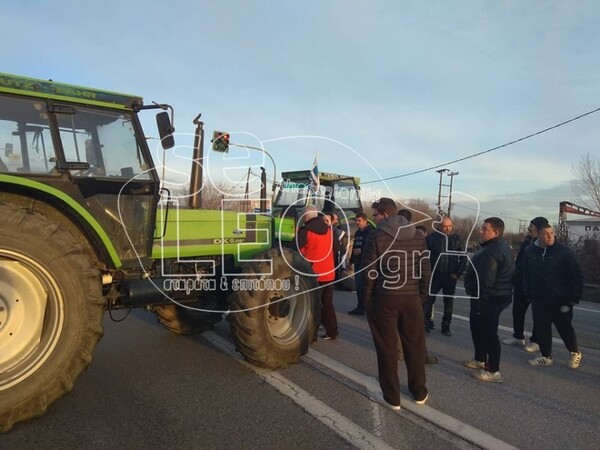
[463,217,515,383]
[361,198,431,409]
[523,224,583,369]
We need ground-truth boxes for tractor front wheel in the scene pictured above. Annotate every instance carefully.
[228,248,320,369]
[0,204,104,432]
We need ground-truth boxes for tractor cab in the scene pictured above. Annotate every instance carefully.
[272,169,362,223]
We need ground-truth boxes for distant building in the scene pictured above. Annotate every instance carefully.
[565,218,600,244]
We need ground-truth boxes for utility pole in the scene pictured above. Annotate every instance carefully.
[436,168,449,215]
[244,167,251,212]
[518,220,528,236]
[447,171,459,217]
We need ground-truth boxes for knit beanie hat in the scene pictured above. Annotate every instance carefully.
[530,216,549,231]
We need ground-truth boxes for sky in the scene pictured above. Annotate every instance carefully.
[3,0,599,231]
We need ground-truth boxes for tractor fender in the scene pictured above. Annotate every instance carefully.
[0,175,121,268]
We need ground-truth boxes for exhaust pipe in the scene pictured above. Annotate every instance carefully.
[189,113,204,208]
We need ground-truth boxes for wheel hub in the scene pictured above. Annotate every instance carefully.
[265,279,310,343]
[0,260,48,378]
[268,297,290,319]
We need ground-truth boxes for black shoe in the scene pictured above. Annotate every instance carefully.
[425,319,434,330]
[441,322,452,336]
[348,306,365,316]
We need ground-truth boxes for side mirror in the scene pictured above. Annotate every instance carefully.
[156,112,175,149]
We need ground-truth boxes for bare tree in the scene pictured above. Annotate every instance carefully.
[450,215,478,243]
[572,152,600,212]
[399,198,437,231]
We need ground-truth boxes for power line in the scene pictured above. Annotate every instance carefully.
[407,200,525,222]
[363,106,600,184]
[452,203,523,221]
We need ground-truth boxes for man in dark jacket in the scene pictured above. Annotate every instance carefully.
[298,206,339,340]
[464,217,515,383]
[348,212,374,315]
[523,224,583,368]
[503,216,548,350]
[361,198,431,409]
[424,217,466,336]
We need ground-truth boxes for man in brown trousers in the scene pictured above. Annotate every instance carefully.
[362,198,431,409]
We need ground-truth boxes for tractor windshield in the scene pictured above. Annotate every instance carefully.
[0,96,151,179]
[274,180,310,207]
[55,106,151,179]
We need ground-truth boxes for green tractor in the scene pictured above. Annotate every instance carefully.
[271,169,363,241]
[0,73,321,432]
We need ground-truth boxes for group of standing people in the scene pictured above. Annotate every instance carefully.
[463,215,584,383]
[298,199,584,410]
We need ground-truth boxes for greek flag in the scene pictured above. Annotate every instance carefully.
[310,151,319,192]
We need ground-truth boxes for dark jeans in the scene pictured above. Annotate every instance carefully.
[367,295,427,406]
[425,273,457,323]
[469,296,510,373]
[354,263,363,307]
[531,298,578,357]
[511,289,537,342]
[319,282,337,336]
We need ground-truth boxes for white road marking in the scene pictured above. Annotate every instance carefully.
[573,306,600,313]
[305,350,518,450]
[202,331,395,450]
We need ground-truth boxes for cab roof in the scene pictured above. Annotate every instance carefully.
[0,72,143,111]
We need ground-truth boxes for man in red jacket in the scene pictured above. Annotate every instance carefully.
[298,206,339,340]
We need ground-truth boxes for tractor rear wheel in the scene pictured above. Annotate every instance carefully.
[0,204,104,432]
[228,248,320,369]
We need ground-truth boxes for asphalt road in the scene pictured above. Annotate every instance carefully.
[2,289,599,449]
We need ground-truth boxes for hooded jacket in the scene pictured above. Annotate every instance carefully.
[464,237,514,300]
[298,216,337,282]
[360,216,431,304]
[522,240,583,304]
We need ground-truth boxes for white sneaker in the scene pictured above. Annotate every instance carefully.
[471,370,503,383]
[568,351,582,369]
[528,355,553,366]
[502,337,525,346]
[524,342,540,353]
[414,393,429,405]
[463,359,485,369]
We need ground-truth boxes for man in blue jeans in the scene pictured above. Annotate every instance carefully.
[348,213,374,315]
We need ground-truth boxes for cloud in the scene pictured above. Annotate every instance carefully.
[453,182,574,230]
